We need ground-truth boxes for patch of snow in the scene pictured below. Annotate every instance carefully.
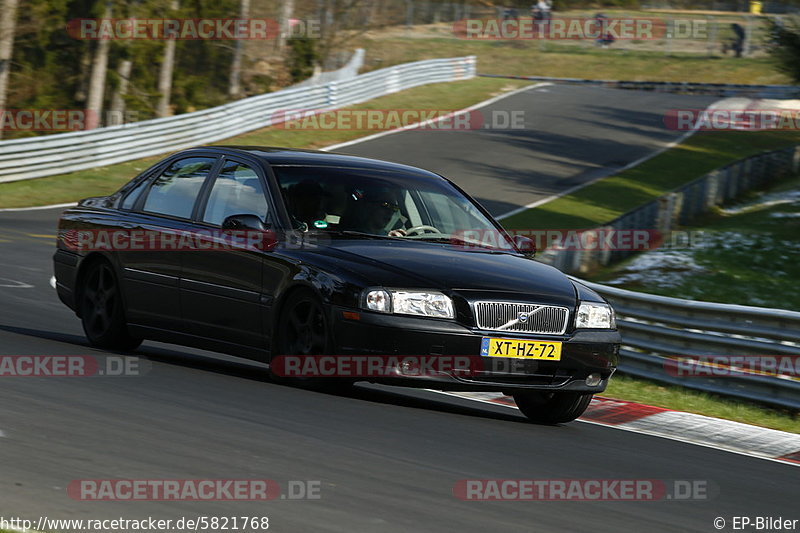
[604,251,707,288]
[721,188,800,215]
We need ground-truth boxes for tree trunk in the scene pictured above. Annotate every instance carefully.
[0,0,20,140]
[277,0,295,51]
[85,3,112,129]
[228,0,251,98]
[74,45,92,103]
[157,0,180,117]
[108,59,132,126]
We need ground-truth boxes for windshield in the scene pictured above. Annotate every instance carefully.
[273,165,513,249]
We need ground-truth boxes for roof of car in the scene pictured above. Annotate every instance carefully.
[193,145,442,179]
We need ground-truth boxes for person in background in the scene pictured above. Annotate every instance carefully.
[503,7,519,20]
[594,13,615,48]
[537,0,552,20]
[531,3,543,21]
[729,23,746,58]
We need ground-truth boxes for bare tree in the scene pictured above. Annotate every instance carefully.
[0,0,20,140]
[74,45,93,103]
[157,0,180,117]
[316,0,379,68]
[228,0,251,99]
[86,2,113,129]
[108,59,132,125]
[277,0,295,51]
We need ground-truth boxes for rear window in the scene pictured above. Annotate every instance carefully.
[142,157,217,219]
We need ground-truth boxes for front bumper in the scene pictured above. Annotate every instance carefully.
[330,306,620,393]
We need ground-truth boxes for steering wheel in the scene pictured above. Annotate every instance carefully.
[404,225,442,236]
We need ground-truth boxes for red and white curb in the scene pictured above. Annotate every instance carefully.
[438,392,800,467]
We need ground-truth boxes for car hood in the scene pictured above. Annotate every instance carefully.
[305,239,578,306]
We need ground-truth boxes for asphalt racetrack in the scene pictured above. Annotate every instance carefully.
[0,84,795,532]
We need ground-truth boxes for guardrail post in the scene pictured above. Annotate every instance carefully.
[656,193,678,235]
[718,166,732,203]
[570,249,583,274]
[388,68,401,94]
[466,55,477,78]
[577,229,600,274]
[326,81,338,107]
[599,226,613,267]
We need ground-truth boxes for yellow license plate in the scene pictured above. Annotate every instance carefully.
[480,337,562,360]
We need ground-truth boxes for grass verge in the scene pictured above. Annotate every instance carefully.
[605,374,800,434]
[501,129,800,230]
[0,77,521,209]
[354,31,791,84]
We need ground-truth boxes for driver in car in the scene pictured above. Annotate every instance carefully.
[346,188,409,236]
[285,180,329,231]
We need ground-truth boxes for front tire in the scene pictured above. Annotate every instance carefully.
[512,391,593,424]
[272,289,351,390]
[79,260,142,351]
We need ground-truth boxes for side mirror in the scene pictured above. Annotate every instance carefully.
[221,214,278,251]
[221,214,267,231]
[513,235,536,257]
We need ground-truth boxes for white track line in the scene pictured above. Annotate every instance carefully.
[0,202,77,213]
[0,278,33,289]
[432,390,800,468]
[322,83,552,152]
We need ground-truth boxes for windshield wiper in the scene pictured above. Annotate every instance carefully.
[328,230,405,240]
[413,234,504,251]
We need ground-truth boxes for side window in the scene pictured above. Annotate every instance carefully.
[142,157,216,219]
[202,159,269,226]
[121,176,152,210]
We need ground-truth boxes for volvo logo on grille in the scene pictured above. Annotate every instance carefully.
[517,312,529,323]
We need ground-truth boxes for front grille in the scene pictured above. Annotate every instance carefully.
[473,301,569,335]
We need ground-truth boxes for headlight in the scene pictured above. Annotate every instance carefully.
[363,289,454,319]
[576,302,616,329]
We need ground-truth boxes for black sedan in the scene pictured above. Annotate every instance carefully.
[53,146,620,423]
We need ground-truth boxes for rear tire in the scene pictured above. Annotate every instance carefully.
[512,391,593,424]
[79,260,142,351]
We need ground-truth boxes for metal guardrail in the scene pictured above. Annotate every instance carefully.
[0,55,476,184]
[539,144,800,408]
[540,144,800,274]
[573,278,800,409]
[479,74,800,98]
